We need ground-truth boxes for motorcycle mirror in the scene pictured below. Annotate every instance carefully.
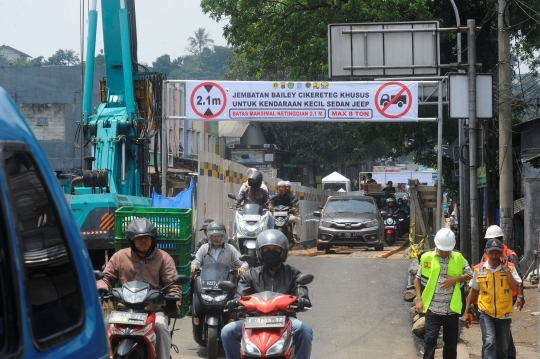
[218,281,236,292]
[318,206,324,210]
[227,193,237,200]
[172,275,190,285]
[240,254,252,262]
[313,211,321,217]
[295,274,314,286]
[94,270,104,280]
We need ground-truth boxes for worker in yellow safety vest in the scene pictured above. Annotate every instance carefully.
[462,238,521,359]
[415,228,473,359]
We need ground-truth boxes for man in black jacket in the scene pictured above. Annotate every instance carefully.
[221,230,313,359]
[269,181,301,243]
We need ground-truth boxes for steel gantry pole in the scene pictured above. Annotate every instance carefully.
[436,81,443,232]
[468,19,479,263]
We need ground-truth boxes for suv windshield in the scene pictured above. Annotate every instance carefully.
[325,198,376,214]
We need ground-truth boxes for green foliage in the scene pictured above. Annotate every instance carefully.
[46,49,80,65]
[151,46,232,80]
[187,27,216,65]
[0,55,45,67]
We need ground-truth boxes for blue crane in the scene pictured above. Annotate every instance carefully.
[71,0,163,266]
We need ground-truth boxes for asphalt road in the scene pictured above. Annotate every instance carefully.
[171,256,421,359]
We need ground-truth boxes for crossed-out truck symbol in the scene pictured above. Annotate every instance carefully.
[380,93,407,108]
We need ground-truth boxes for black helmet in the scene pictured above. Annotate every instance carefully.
[397,198,404,204]
[126,218,157,253]
[256,229,288,262]
[247,171,263,190]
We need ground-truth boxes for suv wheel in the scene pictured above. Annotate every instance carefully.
[375,243,384,251]
[316,242,327,251]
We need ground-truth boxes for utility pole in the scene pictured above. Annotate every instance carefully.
[498,0,514,248]
[468,19,479,263]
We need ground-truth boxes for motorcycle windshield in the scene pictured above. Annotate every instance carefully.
[242,204,261,215]
[200,262,232,282]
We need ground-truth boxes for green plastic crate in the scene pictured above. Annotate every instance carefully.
[114,237,191,267]
[177,262,191,293]
[115,206,192,242]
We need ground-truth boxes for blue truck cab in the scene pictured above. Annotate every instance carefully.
[0,86,108,358]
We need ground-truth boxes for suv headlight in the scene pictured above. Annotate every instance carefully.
[364,219,379,228]
[320,220,334,228]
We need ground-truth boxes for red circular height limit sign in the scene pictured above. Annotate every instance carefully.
[375,82,413,119]
[190,82,227,119]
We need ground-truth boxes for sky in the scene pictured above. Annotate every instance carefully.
[0,0,229,65]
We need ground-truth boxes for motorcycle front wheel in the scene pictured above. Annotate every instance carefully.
[386,234,394,246]
[207,325,219,359]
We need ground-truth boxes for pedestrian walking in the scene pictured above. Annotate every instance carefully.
[463,238,521,359]
[415,228,473,359]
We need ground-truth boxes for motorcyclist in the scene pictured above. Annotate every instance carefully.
[238,167,268,196]
[97,218,181,359]
[191,221,248,277]
[269,180,301,244]
[382,197,398,216]
[221,229,313,359]
[194,218,240,254]
[396,198,409,214]
[233,171,274,235]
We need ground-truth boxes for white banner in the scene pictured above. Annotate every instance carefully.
[371,171,433,184]
[185,81,419,122]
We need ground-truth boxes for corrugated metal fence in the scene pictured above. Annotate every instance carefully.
[196,151,330,248]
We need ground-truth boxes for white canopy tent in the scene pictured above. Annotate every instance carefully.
[322,171,351,192]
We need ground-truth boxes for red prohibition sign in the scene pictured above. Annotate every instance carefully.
[375,82,413,119]
[190,82,227,119]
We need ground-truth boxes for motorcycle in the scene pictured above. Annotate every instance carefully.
[396,209,410,238]
[192,262,240,359]
[271,204,297,250]
[102,274,190,359]
[228,193,271,266]
[219,274,314,359]
[381,210,398,246]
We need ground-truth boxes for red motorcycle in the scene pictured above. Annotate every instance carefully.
[101,274,189,359]
[382,210,398,246]
[219,274,313,358]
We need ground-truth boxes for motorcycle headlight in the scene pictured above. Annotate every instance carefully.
[214,294,228,302]
[320,220,334,228]
[243,330,262,356]
[122,288,148,304]
[364,219,379,228]
[266,329,289,356]
[201,293,214,302]
[385,218,395,225]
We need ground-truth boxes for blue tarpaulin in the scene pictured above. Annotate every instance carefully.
[151,178,194,208]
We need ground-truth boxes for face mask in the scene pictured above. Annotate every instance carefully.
[261,249,282,269]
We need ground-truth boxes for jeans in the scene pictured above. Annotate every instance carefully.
[222,317,313,359]
[233,213,275,234]
[105,312,171,359]
[423,310,460,359]
[479,312,512,359]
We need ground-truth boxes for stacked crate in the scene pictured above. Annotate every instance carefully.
[114,206,192,318]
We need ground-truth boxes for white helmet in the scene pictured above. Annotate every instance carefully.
[434,228,456,251]
[484,225,504,239]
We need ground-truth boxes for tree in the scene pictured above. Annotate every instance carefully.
[46,49,80,66]
[187,27,215,65]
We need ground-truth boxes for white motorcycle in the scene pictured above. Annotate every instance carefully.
[228,193,270,266]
